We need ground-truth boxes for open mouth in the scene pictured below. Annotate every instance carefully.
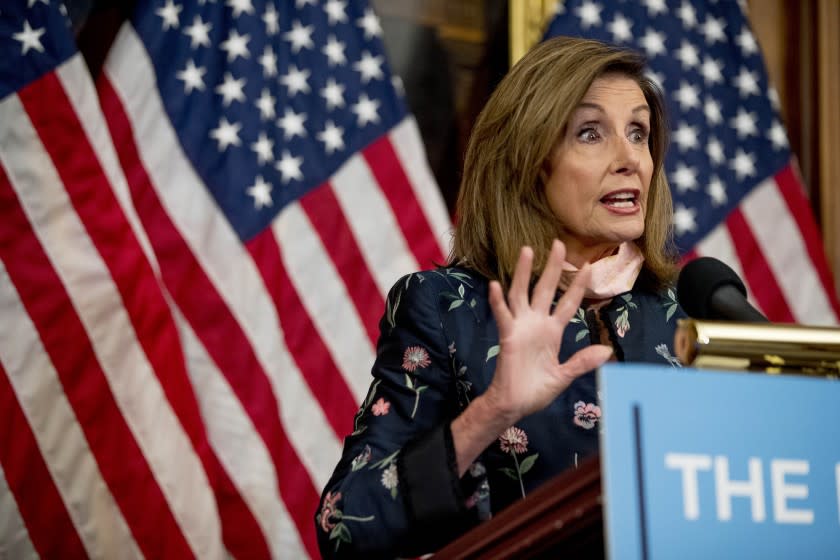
[600,190,639,209]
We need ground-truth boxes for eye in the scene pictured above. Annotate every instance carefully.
[577,127,601,143]
[629,125,650,143]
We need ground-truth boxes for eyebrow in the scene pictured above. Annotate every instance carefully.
[575,102,651,114]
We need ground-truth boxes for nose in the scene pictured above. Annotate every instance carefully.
[611,136,640,175]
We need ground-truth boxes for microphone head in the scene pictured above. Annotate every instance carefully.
[677,257,748,319]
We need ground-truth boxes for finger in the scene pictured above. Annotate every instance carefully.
[552,262,591,324]
[488,280,514,335]
[531,239,566,312]
[508,246,534,314]
[557,344,613,382]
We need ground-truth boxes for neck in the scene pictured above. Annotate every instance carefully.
[563,240,620,268]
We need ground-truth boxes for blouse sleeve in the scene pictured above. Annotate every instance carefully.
[315,273,483,559]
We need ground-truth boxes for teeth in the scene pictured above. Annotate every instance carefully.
[606,200,634,208]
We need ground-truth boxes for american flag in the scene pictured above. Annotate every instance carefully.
[0,0,449,558]
[546,0,840,324]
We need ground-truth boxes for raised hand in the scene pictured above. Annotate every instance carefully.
[483,239,614,424]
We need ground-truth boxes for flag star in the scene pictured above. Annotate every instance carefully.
[607,14,632,43]
[768,120,788,150]
[643,0,667,16]
[675,41,699,70]
[321,78,345,111]
[356,7,382,39]
[704,97,722,125]
[673,81,700,111]
[673,122,699,152]
[13,20,45,54]
[768,87,781,111]
[215,72,246,106]
[671,163,698,193]
[220,29,250,62]
[28,0,50,6]
[391,75,405,96]
[730,108,757,138]
[575,1,603,29]
[250,132,274,165]
[263,3,279,35]
[283,20,314,53]
[707,175,727,206]
[176,59,206,93]
[280,64,310,96]
[296,0,317,7]
[258,45,278,77]
[324,0,348,25]
[226,0,254,18]
[246,175,273,209]
[255,88,276,120]
[736,28,759,56]
[707,137,725,165]
[353,51,384,83]
[701,15,727,44]
[183,15,211,48]
[277,108,307,139]
[323,35,347,66]
[730,148,756,180]
[554,1,566,15]
[677,1,697,28]
[352,94,381,126]
[734,67,759,97]
[639,28,666,57]
[700,56,724,84]
[276,150,304,183]
[156,0,182,30]
[210,117,242,151]
[673,204,697,235]
[317,120,345,154]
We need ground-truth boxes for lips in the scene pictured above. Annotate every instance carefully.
[600,189,640,209]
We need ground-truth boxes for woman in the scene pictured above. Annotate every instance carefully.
[316,36,685,558]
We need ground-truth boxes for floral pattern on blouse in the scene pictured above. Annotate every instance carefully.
[573,401,602,429]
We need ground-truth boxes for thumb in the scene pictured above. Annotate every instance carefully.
[558,344,613,381]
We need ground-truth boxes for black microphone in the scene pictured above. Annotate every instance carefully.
[677,257,768,322]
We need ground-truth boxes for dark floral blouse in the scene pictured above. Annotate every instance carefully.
[316,266,685,559]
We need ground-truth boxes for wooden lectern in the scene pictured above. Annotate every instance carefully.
[434,455,604,559]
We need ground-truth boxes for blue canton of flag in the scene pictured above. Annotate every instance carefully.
[545,0,839,324]
[134,0,407,241]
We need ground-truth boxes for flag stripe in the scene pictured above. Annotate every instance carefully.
[389,118,453,256]
[300,183,386,345]
[0,360,87,559]
[98,68,322,557]
[741,175,838,324]
[0,464,40,560]
[331,151,420,296]
[246,227,358,437]
[774,166,840,318]
[0,163,192,559]
[695,223,759,308]
[172,306,308,559]
[725,208,795,322]
[363,134,447,268]
[273,204,377,403]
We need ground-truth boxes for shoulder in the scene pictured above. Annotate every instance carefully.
[385,267,489,312]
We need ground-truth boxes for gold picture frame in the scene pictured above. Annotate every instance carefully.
[508,0,560,65]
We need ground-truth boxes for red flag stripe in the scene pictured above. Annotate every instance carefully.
[98,76,321,558]
[774,165,840,316]
[300,183,385,345]
[363,135,447,268]
[725,208,795,322]
[0,361,87,559]
[24,66,269,560]
[0,165,194,559]
[246,228,358,437]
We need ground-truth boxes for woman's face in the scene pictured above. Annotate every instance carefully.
[543,74,654,266]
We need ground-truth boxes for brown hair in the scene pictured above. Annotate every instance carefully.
[451,36,677,290]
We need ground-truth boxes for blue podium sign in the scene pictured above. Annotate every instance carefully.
[598,364,840,559]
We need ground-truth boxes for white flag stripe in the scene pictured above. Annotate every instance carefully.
[741,179,836,325]
[106,25,342,488]
[274,203,376,403]
[56,57,159,276]
[390,118,454,257]
[331,153,420,295]
[0,259,140,560]
[696,221,760,309]
[0,463,40,560]
[172,306,307,560]
[1,94,224,560]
